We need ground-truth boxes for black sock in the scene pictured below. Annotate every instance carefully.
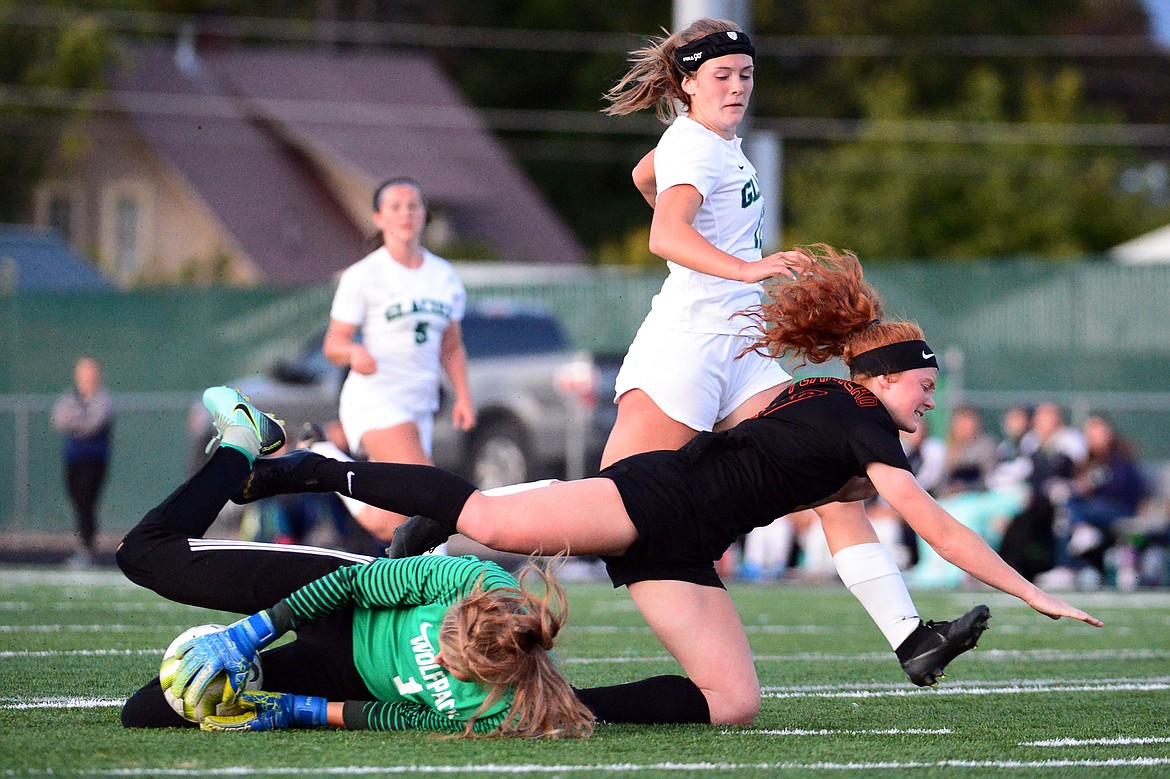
[314,459,477,534]
[574,676,711,724]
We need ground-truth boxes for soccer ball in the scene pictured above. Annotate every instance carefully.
[158,624,263,723]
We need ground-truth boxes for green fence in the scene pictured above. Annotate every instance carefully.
[4,258,1170,536]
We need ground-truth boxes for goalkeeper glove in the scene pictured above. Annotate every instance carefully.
[200,691,328,732]
[172,611,278,708]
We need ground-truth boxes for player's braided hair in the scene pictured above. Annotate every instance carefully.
[740,243,926,378]
[602,17,744,122]
[438,556,594,739]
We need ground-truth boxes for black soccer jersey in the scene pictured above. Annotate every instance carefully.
[603,377,912,569]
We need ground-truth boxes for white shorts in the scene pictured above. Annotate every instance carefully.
[613,320,792,432]
[339,378,435,457]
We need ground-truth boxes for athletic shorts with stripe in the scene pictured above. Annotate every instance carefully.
[115,448,377,727]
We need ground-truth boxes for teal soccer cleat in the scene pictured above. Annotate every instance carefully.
[202,387,286,457]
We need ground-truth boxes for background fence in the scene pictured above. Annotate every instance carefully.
[5,257,1170,537]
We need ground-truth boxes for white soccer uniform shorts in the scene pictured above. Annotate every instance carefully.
[613,321,792,431]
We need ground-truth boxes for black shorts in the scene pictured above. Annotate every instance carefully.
[598,451,726,590]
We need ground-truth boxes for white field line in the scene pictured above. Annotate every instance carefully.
[562,647,1170,665]
[0,600,203,612]
[1021,736,1170,747]
[729,728,951,736]
[2,696,125,709]
[0,648,157,658]
[0,624,187,633]
[569,624,850,635]
[0,569,132,586]
[9,758,1170,775]
[763,676,1170,699]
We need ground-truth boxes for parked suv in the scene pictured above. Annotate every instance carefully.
[188,300,616,488]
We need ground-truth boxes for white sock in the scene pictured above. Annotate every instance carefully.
[833,542,920,649]
[221,426,260,462]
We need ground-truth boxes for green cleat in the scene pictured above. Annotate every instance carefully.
[202,387,286,457]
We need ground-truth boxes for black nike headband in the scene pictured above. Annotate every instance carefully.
[675,30,755,71]
[850,340,939,376]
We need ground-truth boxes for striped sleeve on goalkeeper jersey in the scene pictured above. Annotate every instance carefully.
[341,698,509,733]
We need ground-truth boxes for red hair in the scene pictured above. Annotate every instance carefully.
[741,244,926,378]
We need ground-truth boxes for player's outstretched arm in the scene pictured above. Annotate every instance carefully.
[867,462,1104,628]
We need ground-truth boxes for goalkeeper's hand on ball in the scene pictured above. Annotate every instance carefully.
[172,612,278,708]
[200,691,328,732]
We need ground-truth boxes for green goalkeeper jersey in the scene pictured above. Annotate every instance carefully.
[277,554,517,732]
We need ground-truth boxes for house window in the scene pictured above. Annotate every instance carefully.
[100,179,152,282]
[114,196,140,277]
[33,183,83,248]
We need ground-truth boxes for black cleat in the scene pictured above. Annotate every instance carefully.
[387,515,452,559]
[896,604,991,687]
[232,450,327,504]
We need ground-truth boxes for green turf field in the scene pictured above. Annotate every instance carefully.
[2,566,1168,777]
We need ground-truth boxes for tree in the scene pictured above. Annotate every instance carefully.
[783,64,1170,259]
[0,2,116,221]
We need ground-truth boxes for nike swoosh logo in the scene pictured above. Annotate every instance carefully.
[738,164,745,169]
[234,403,256,428]
[922,351,935,360]
[346,470,355,495]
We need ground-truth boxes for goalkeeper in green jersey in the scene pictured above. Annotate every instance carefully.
[117,389,592,738]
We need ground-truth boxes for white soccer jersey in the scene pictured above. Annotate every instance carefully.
[647,115,766,334]
[330,247,466,419]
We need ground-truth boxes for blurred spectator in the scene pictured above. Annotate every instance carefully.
[996,404,1032,463]
[1000,402,1084,583]
[906,411,1027,588]
[1021,401,1088,463]
[990,405,1033,490]
[938,406,999,496]
[1045,414,1147,587]
[51,356,114,567]
[903,418,947,495]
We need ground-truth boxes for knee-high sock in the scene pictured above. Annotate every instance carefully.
[574,676,710,724]
[312,459,477,534]
[833,542,920,649]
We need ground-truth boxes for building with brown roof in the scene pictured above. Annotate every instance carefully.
[32,40,586,287]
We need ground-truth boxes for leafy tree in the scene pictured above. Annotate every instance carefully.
[0,2,116,221]
[784,63,1170,259]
